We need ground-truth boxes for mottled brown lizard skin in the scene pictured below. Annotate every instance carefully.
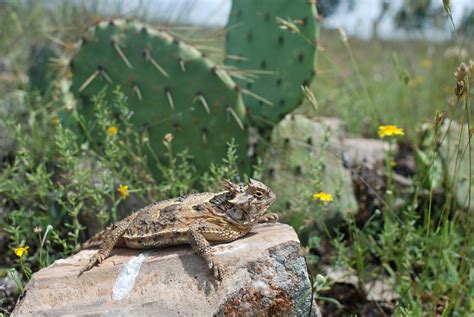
[78,179,277,280]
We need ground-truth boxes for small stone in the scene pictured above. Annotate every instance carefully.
[342,138,392,169]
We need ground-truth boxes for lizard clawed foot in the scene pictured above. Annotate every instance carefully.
[257,213,279,224]
[78,252,106,277]
[208,259,225,281]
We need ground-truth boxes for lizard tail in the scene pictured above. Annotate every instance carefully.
[81,213,136,250]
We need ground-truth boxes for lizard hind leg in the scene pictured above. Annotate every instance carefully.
[78,219,130,276]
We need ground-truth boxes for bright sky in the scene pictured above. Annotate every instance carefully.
[76,0,473,40]
[323,0,474,40]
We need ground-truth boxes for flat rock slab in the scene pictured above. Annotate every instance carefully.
[13,224,320,317]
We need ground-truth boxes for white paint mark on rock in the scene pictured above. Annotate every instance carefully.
[215,243,248,255]
[112,251,150,300]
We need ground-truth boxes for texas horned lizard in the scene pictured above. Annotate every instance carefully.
[79,179,277,280]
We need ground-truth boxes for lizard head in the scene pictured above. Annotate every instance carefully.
[225,178,276,225]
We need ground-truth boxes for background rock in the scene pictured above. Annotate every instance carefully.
[342,138,392,169]
[418,119,474,212]
[439,120,474,212]
[13,223,321,317]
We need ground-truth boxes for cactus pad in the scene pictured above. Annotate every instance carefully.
[28,45,57,94]
[225,0,319,127]
[70,19,248,178]
[262,114,357,227]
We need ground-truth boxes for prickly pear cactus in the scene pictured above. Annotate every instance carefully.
[225,0,319,127]
[70,19,248,178]
[28,45,57,94]
[262,114,357,230]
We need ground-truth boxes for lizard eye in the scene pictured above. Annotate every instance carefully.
[254,191,263,198]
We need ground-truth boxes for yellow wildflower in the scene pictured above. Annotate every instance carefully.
[51,116,60,126]
[408,76,425,88]
[378,125,404,138]
[107,126,118,136]
[419,58,432,69]
[313,192,334,202]
[117,184,129,199]
[15,245,29,257]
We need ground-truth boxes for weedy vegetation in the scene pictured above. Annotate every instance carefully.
[0,1,472,316]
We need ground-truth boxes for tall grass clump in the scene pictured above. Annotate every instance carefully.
[301,20,473,314]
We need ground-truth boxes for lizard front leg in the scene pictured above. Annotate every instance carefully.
[188,223,227,281]
[257,213,279,223]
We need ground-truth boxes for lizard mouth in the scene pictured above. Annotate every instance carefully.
[224,208,251,225]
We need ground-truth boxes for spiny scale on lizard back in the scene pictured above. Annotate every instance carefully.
[125,192,221,239]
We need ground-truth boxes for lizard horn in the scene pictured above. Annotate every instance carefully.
[248,178,257,189]
[222,179,239,193]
